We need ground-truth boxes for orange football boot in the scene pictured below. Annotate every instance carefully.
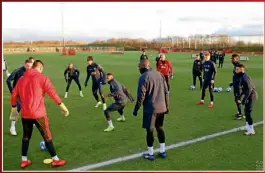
[52,159,66,167]
[196,101,204,105]
[21,160,31,168]
[208,104,214,108]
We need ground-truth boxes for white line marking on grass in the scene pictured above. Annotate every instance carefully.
[69,121,264,171]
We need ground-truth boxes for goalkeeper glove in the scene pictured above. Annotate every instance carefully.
[170,73,174,80]
[10,107,19,121]
[59,103,69,117]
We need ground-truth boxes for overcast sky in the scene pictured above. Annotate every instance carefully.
[2,2,264,41]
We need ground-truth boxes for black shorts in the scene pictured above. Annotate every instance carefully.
[106,103,125,112]
[202,80,214,89]
[193,71,202,77]
[22,116,52,141]
[92,82,103,93]
[143,112,165,130]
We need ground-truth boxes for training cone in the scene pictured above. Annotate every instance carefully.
[43,159,53,164]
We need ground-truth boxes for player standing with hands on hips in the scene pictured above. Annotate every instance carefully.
[197,52,216,108]
[133,59,169,161]
[235,64,258,135]
[64,63,83,98]
[156,54,173,94]
[10,60,69,168]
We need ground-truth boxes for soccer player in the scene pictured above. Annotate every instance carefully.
[196,52,216,108]
[3,56,11,77]
[156,54,173,93]
[133,59,169,161]
[140,49,148,60]
[192,55,203,89]
[10,60,69,168]
[102,73,134,132]
[84,56,107,110]
[218,51,225,68]
[64,63,83,98]
[235,64,257,135]
[229,54,243,120]
[6,58,34,136]
[199,51,204,61]
[212,50,217,64]
[28,57,35,63]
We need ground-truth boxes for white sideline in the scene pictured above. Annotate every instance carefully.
[69,121,264,171]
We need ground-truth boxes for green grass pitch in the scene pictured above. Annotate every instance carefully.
[3,51,263,171]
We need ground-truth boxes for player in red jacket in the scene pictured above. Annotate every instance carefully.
[10,60,69,168]
[156,54,173,93]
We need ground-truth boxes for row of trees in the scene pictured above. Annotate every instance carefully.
[3,34,263,51]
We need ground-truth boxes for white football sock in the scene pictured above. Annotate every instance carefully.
[22,156,27,161]
[148,147,154,155]
[120,115,125,119]
[11,120,16,128]
[246,122,250,131]
[108,120,113,127]
[210,101,214,104]
[52,155,59,161]
[201,100,204,102]
[159,143,165,153]
[249,125,255,133]
[65,92,68,96]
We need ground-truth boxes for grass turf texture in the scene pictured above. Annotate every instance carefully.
[3,51,263,171]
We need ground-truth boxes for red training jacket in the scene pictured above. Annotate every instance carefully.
[11,69,62,119]
[157,60,173,76]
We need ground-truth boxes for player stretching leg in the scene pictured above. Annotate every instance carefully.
[64,63,83,98]
[235,64,257,135]
[6,59,34,136]
[156,54,173,94]
[10,60,68,168]
[103,73,134,132]
[197,52,216,108]
[84,56,107,110]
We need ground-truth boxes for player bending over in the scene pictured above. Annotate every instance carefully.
[156,54,173,93]
[192,55,203,89]
[229,54,244,120]
[10,60,69,168]
[197,52,216,108]
[64,63,83,98]
[6,58,34,136]
[133,59,169,161]
[84,56,107,110]
[235,64,257,135]
[102,73,134,132]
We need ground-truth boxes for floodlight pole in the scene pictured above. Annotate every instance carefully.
[61,3,65,48]
[160,19,162,47]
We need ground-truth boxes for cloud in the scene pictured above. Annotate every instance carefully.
[215,24,264,36]
[2,2,264,41]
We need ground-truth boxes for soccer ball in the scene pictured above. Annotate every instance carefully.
[213,87,218,92]
[40,141,47,151]
[218,87,223,92]
[190,85,195,90]
[226,87,232,92]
